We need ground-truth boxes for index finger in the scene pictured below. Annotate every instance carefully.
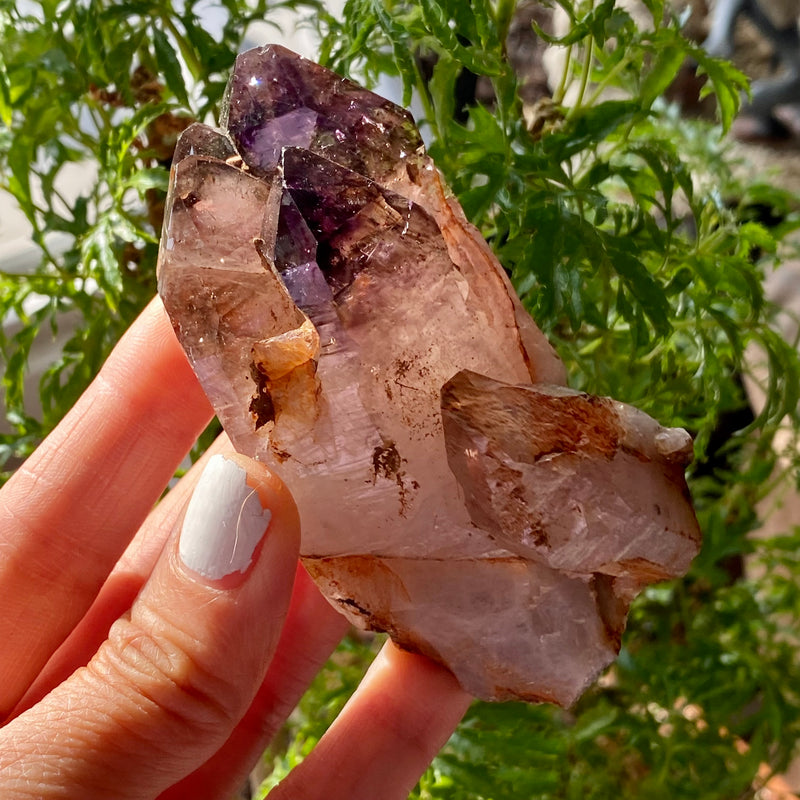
[0,296,213,719]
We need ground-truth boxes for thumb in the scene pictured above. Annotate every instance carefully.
[0,453,299,800]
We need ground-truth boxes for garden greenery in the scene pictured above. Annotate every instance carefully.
[2,0,800,797]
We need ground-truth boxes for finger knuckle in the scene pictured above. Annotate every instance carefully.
[94,606,239,733]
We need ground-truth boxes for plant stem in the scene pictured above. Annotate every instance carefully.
[585,54,632,107]
[553,43,574,106]
[574,37,594,113]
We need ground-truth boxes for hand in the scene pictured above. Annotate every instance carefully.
[0,297,470,800]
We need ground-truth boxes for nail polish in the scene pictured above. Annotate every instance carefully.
[179,454,272,581]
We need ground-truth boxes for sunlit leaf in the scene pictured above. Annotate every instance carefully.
[153,26,189,107]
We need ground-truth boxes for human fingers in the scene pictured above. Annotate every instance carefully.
[268,641,472,800]
[9,436,234,720]
[159,565,349,800]
[0,297,213,718]
[12,434,350,800]
[0,453,299,800]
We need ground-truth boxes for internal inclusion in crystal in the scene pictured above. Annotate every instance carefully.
[157,44,702,705]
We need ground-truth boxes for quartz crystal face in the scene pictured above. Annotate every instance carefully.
[157,44,702,705]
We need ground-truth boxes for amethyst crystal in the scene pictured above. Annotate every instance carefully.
[157,45,701,705]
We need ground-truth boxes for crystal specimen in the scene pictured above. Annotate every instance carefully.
[157,45,702,705]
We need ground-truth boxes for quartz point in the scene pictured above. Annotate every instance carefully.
[157,44,702,705]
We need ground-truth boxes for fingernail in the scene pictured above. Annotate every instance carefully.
[179,454,272,581]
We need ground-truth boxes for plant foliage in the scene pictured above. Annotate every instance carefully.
[2,0,800,798]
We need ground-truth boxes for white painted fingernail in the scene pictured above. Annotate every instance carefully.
[179,454,272,581]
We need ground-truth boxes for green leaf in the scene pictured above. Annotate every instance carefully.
[572,705,620,742]
[607,245,671,335]
[5,134,35,220]
[689,44,750,132]
[418,0,502,75]
[180,14,232,75]
[0,53,13,127]
[152,26,189,107]
[77,2,110,85]
[640,44,685,107]
[546,100,640,161]
[80,220,123,309]
[125,166,169,194]
[428,52,459,141]
[368,0,418,106]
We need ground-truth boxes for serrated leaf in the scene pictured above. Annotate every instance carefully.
[125,166,169,193]
[428,52,459,140]
[576,160,613,190]
[689,45,750,132]
[368,0,417,105]
[81,222,122,309]
[5,135,35,219]
[416,0,502,75]
[418,0,460,52]
[547,100,639,161]
[608,246,671,334]
[640,44,685,107]
[78,2,110,85]
[180,14,231,75]
[533,15,590,46]
[466,102,506,152]
[632,143,676,214]
[153,26,189,107]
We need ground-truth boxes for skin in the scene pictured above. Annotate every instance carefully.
[0,297,471,800]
